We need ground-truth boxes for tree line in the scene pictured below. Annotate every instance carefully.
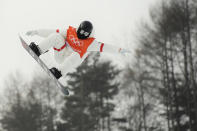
[0,54,120,131]
[121,0,197,130]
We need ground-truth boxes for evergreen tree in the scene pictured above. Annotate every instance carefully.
[58,54,120,131]
[132,0,197,130]
[0,72,61,131]
[0,85,43,131]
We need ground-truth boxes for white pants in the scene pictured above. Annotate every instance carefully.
[38,33,87,76]
[58,52,88,76]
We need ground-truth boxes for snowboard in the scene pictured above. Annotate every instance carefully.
[19,35,69,96]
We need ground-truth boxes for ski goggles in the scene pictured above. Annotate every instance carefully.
[79,30,90,37]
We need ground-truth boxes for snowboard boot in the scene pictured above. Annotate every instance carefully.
[50,67,62,79]
[29,42,41,57]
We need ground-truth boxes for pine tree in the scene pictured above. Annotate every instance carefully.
[0,83,43,131]
[0,72,61,131]
[133,0,197,130]
[58,54,120,131]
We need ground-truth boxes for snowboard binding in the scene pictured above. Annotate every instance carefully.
[50,67,62,79]
[29,42,41,57]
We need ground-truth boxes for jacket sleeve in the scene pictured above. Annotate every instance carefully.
[36,29,67,38]
[87,40,122,53]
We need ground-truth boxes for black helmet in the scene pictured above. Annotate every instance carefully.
[77,21,93,39]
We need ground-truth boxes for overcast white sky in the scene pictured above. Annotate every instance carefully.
[0,0,156,90]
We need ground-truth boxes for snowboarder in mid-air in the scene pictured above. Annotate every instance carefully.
[26,20,131,79]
